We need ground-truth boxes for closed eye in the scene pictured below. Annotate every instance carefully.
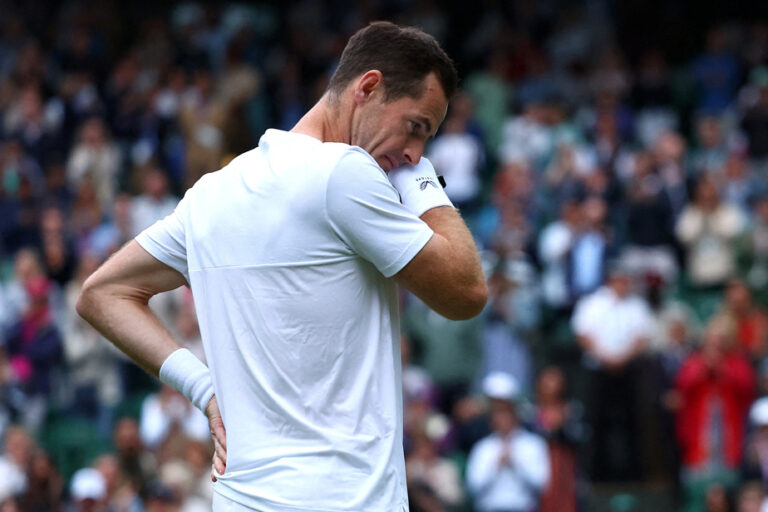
[409,120,427,138]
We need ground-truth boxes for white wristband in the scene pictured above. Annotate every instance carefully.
[388,157,453,217]
[159,348,214,413]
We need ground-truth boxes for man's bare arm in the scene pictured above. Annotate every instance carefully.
[76,240,187,375]
[77,240,227,478]
[394,206,488,320]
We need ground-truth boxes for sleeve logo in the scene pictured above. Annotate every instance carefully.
[418,178,438,190]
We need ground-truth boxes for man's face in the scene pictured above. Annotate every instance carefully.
[352,73,448,172]
[489,398,517,435]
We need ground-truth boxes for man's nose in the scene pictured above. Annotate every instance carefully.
[403,144,424,166]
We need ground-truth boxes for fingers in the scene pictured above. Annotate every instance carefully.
[212,430,227,464]
[213,448,226,475]
[206,395,227,481]
[211,417,227,451]
[210,420,227,479]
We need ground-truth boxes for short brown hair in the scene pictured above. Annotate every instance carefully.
[328,21,458,102]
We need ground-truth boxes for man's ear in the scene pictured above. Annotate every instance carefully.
[353,70,384,105]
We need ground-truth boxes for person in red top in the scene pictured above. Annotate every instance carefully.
[675,315,756,510]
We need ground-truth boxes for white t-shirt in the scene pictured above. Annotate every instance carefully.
[136,129,434,512]
[465,429,550,512]
[571,286,654,363]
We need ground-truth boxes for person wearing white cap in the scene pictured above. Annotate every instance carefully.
[70,467,107,512]
[742,397,768,488]
[466,372,550,512]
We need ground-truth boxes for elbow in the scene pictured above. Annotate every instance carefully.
[75,277,101,322]
[442,281,489,321]
[464,281,489,319]
[75,287,92,322]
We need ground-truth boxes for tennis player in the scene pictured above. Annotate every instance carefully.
[78,21,487,511]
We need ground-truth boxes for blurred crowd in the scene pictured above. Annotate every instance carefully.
[1,0,768,511]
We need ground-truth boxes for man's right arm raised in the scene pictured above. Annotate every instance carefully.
[394,205,487,320]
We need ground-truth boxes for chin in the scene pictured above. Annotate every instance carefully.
[377,156,392,172]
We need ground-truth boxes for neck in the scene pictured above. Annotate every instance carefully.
[498,426,517,438]
[291,93,351,144]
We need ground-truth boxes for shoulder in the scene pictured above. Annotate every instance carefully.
[624,294,651,311]
[578,287,611,309]
[516,429,548,451]
[325,145,392,198]
[330,145,384,177]
[471,434,500,454]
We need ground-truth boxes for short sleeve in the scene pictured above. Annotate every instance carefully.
[135,190,191,283]
[570,296,592,337]
[326,149,434,278]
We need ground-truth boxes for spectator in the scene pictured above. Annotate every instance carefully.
[3,276,63,432]
[677,175,747,288]
[0,427,32,500]
[499,96,574,172]
[129,167,178,237]
[463,51,512,154]
[157,458,198,510]
[572,263,654,480]
[738,195,768,306]
[474,160,533,250]
[632,50,678,148]
[403,295,484,415]
[466,372,550,512]
[93,454,142,512]
[527,366,584,512]
[735,481,766,512]
[62,254,123,435]
[646,303,699,484]
[691,27,742,113]
[676,316,756,511]
[721,154,753,214]
[19,449,63,512]
[427,92,484,214]
[1,248,45,335]
[405,428,464,510]
[477,259,537,393]
[178,69,226,188]
[651,300,700,397]
[86,193,134,260]
[742,397,768,489]
[689,114,731,178]
[569,197,613,302]
[4,85,64,166]
[718,279,768,360]
[703,482,734,512]
[68,467,107,512]
[0,139,46,253]
[143,480,179,512]
[38,205,77,289]
[112,417,155,493]
[653,131,689,217]
[138,385,209,463]
[741,67,768,173]
[538,199,580,311]
[66,117,121,214]
[621,151,679,285]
